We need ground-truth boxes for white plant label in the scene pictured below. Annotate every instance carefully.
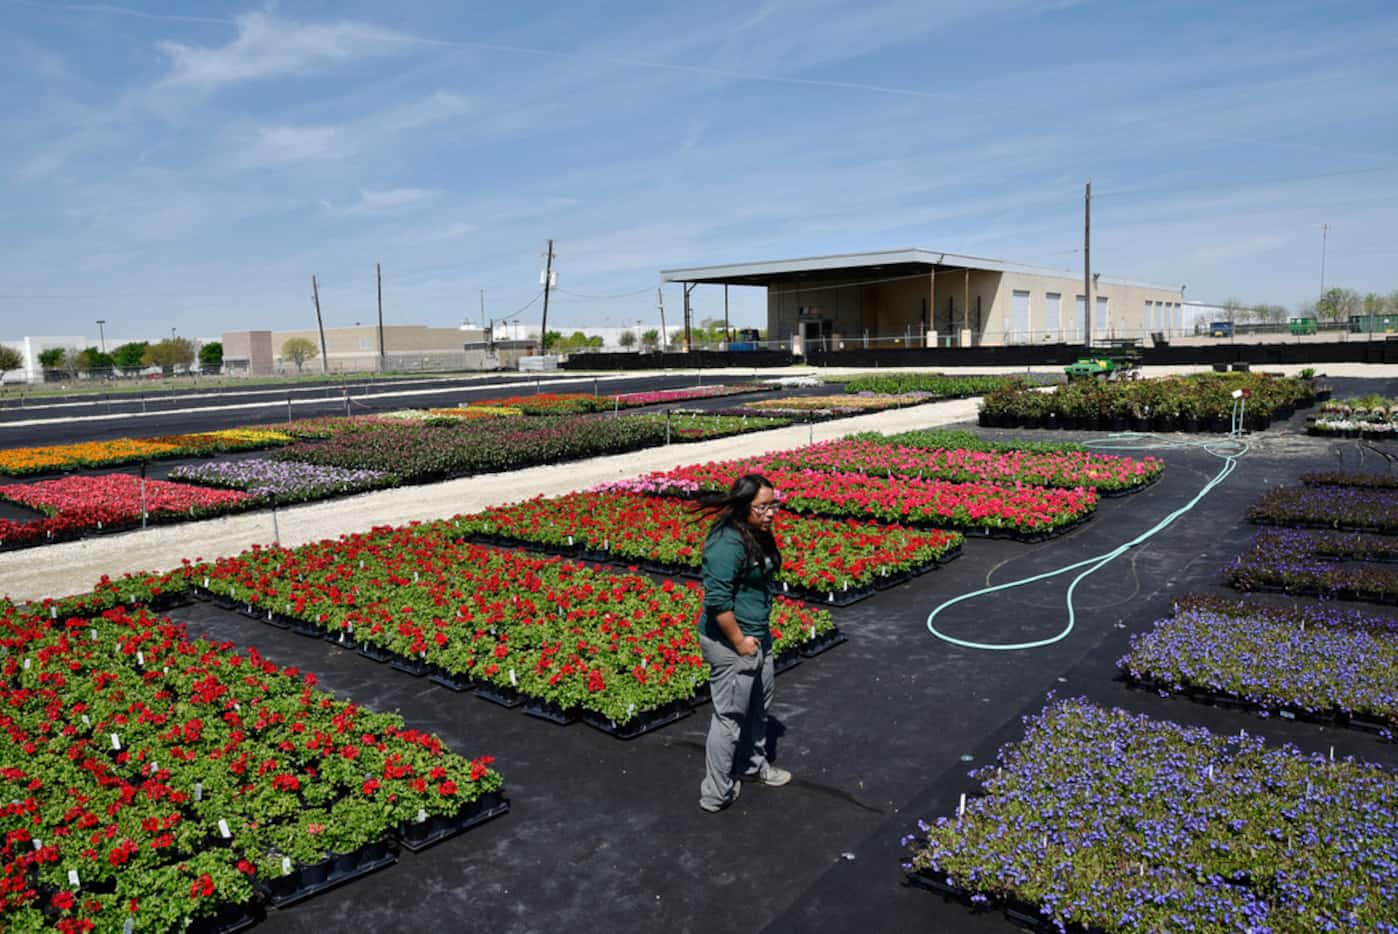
[68,869,80,887]
[282,857,293,876]
[110,734,121,751]
[416,808,428,824]
[508,668,517,687]
[22,658,29,670]
[218,819,231,838]
[203,577,209,589]
[194,782,202,802]
[136,651,144,666]
[50,607,57,619]
[90,629,97,641]
[32,839,41,850]
[124,919,133,934]
[81,715,89,727]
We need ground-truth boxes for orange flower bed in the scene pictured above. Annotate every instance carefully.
[0,439,182,476]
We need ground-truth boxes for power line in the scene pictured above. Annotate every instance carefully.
[554,285,656,300]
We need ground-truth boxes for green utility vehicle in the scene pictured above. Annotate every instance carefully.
[1064,340,1142,381]
[1288,316,1317,335]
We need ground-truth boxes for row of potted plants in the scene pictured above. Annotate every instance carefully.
[449,491,963,602]
[624,412,791,439]
[1300,470,1398,489]
[1305,396,1398,438]
[759,439,1163,494]
[168,460,400,505]
[832,373,1024,397]
[0,430,295,477]
[855,428,1087,456]
[740,394,925,416]
[903,697,1398,932]
[1225,528,1398,605]
[1119,596,1398,734]
[185,524,836,730]
[0,601,504,933]
[979,373,1321,432]
[0,475,253,549]
[1248,483,1398,534]
[600,466,1100,538]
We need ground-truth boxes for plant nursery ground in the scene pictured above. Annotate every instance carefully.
[94,378,1391,934]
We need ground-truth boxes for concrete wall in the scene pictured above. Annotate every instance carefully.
[983,272,1184,346]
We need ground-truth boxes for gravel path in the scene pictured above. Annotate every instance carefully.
[0,398,978,602]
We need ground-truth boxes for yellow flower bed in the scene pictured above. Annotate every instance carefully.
[204,428,294,445]
[429,406,523,418]
[0,439,181,475]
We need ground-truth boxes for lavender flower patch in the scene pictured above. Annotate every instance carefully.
[904,698,1398,932]
[1120,606,1398,729]
[1225,528,1398,605]
[1172,592,1398,636]
[1249,484,1398,534]
[168,459,397,503]
[1302,471,1398,490]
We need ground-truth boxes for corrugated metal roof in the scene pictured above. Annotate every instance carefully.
[660,247,1181,293]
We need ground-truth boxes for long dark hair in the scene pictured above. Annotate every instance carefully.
[694,473,779,565]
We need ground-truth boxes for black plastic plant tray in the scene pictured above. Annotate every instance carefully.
[395,791,510,853]
[522,698,579,724]
[582,700,692,739]
[799,628,847,658]
[263,841,397,909]
[476,682,525,708]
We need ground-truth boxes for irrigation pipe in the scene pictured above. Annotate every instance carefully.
[925,413,1251,651]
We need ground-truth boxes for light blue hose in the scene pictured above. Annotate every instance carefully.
[925,427,1250,651]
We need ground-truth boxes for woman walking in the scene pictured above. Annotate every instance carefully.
[696,473,792,813]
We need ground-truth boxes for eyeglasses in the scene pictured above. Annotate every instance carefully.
[750,503,779,516]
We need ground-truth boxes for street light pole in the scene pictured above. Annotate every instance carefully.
[95,320,106,354]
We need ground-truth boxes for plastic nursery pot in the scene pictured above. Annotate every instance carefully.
[1109,416,1130,431]
[1152,414,1178,433]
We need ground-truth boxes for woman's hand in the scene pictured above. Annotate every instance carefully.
[734,635,760,656]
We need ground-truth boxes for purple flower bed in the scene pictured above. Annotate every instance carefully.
[1302,471,1398,490]
[1225,528,1398,605]
[1119,603,1398,731]
[903,697,1398,932]
[1249,484,1398,534]
[168,459,398,503]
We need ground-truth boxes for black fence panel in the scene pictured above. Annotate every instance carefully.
[561,350,795,370]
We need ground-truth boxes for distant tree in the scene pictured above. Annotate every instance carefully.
[541,330,563,351]
[1254,304,1288,326]
[0,345,22,384]
[38,347,69,375]
[198,341,223,373]
[669,330,683,348]
[74,347,115,374]
[1220,297,1244,323]
[111,342,149,374]
[1315,287,1361,325]
[143,338,196,374]
[640,329,659,349]
[280,337,319,374]
[618,330,637,349]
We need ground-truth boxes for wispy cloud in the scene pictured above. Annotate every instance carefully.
[330,187,439,216]
[156,11,412,88]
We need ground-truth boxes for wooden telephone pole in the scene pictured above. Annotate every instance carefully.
[657,288,668,350]
[311,275,328,374]
[538,239,555,354]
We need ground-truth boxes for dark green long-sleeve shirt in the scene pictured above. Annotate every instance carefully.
[699,526,780,651]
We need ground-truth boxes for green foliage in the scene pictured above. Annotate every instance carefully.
[143,337,196,373]
[640,328,660,348]
[37,347,68,369]
[856,428,1087,454]
[0,344,22,376]
[1315,287,1361,323]
[837,372,1024,396]
[198,340,223,371]
[111,341,149,371]
[74,346,114,372]
[280,336,319,373]
[618,330,637,348]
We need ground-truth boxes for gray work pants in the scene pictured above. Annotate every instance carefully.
[698,630,774,809]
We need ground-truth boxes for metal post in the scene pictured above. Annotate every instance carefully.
[343,386,350,418]
[287,394,292,423]
[271,503,280,546]
[139,463,148,529]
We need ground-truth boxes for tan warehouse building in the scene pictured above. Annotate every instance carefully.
[662,249,1186,350]
[222,324,493,375]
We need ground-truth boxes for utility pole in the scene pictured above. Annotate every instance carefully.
[724,284,731,344]
[376,262,386,372]
[311,275,328,374]
[682,283,695,352]
[538,239,555,355]
[479,290,486,330]
[657,288,669,351]
[1083,181,1092,347]
[1319,223,1329,302]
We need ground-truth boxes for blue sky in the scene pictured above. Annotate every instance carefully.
[4,0,1397,340]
